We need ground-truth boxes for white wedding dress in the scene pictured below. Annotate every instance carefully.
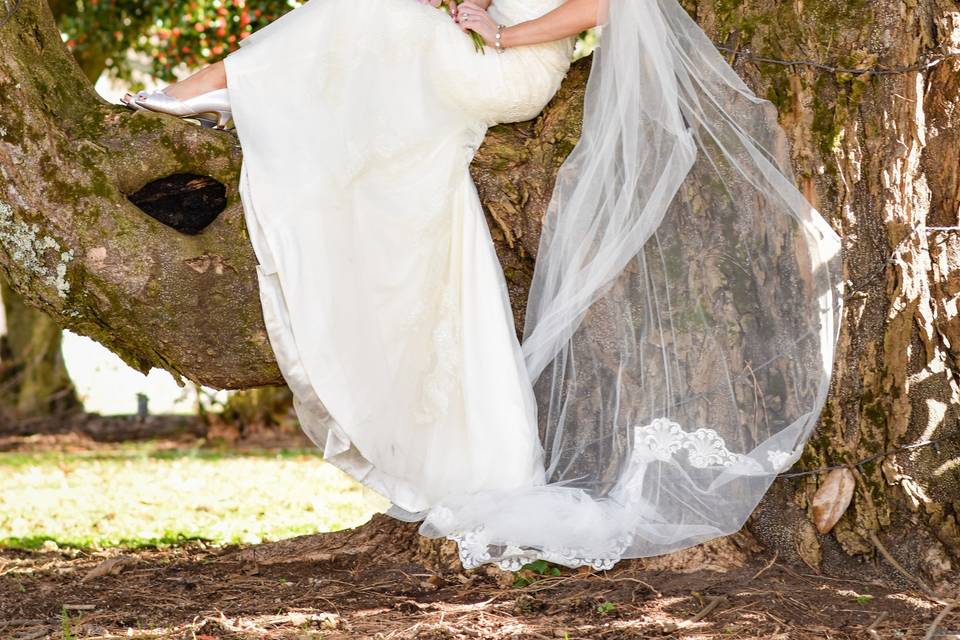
[223,0,574,512]
[223,0,845,571]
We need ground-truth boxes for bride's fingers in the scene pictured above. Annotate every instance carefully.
[458,8,488,30]
[458,2,487,26]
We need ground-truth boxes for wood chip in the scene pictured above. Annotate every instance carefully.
[81,556,137,583]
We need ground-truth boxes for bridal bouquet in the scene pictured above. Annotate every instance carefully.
[437,0,487,53]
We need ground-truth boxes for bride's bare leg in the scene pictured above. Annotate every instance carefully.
[125,59,227,104]
[160,59,228,100]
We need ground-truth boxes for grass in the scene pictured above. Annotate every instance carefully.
[0,441,390,550]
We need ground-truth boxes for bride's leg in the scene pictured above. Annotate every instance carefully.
[159,59,228,100]
[123,59,227,104]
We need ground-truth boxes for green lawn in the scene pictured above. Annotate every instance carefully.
[0,442,390,550]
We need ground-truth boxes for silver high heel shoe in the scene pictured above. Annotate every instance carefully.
[122,89,219,128]
[133,87,234,130]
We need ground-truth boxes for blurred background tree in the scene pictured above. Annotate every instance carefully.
[0,276,81,427]
[52,0,305,83]
[52,0,594,85]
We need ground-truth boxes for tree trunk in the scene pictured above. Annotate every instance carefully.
[0,0,958,587]
[689,0,960,590]
[0,274,81,423]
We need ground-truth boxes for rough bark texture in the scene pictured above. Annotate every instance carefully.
[687,0,960,590]
[0,0,958,586]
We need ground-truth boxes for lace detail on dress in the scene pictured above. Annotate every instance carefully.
[629,417,792,474]
[414,284,461,424]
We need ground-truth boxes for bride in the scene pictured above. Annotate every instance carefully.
[122,0,844,570]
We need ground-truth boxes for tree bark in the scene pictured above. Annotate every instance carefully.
[0,0,958,586]
[690,0,960,589]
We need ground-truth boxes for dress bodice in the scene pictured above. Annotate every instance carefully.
[433,0,576,125]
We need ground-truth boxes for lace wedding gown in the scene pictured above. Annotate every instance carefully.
[223,0,574,512]
[224,0,845,571]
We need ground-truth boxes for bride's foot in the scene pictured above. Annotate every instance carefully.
[136,87,234,130]
[120,61,233,129]
[120,89,151,109]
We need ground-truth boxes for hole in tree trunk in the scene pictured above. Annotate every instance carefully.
[127,173,227,235]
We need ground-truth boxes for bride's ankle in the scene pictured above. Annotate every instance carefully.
[164,80,223,101]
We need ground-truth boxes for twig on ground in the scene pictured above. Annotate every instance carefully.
[0,619,44,629]
[867,610,888,640]
[923,601,956,640]
[680,594,728,628]
[601,573,662,597]
[13,628,52,640]
[751,551,778,580]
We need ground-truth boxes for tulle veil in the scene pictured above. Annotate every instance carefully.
[400,0,845,569]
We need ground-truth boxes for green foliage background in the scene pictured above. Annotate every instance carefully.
[56,0,304,82]
[53,0,595,84]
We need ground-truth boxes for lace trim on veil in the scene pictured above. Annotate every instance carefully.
[435,418,795,571]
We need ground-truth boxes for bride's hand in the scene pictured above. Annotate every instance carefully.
[419,0,461,20]
[454,0,498,45]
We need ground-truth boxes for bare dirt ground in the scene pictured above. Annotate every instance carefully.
[2,431,958,639]
[2,513,957,639]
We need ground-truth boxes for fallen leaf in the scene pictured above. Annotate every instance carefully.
[811,467,856,534]
[81,556,136,583]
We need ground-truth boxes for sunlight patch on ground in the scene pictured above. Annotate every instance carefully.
[1,443,389,549]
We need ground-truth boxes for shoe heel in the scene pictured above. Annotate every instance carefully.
[215,110,234,130]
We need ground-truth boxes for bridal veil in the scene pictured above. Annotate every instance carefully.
[413,0,845,569]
